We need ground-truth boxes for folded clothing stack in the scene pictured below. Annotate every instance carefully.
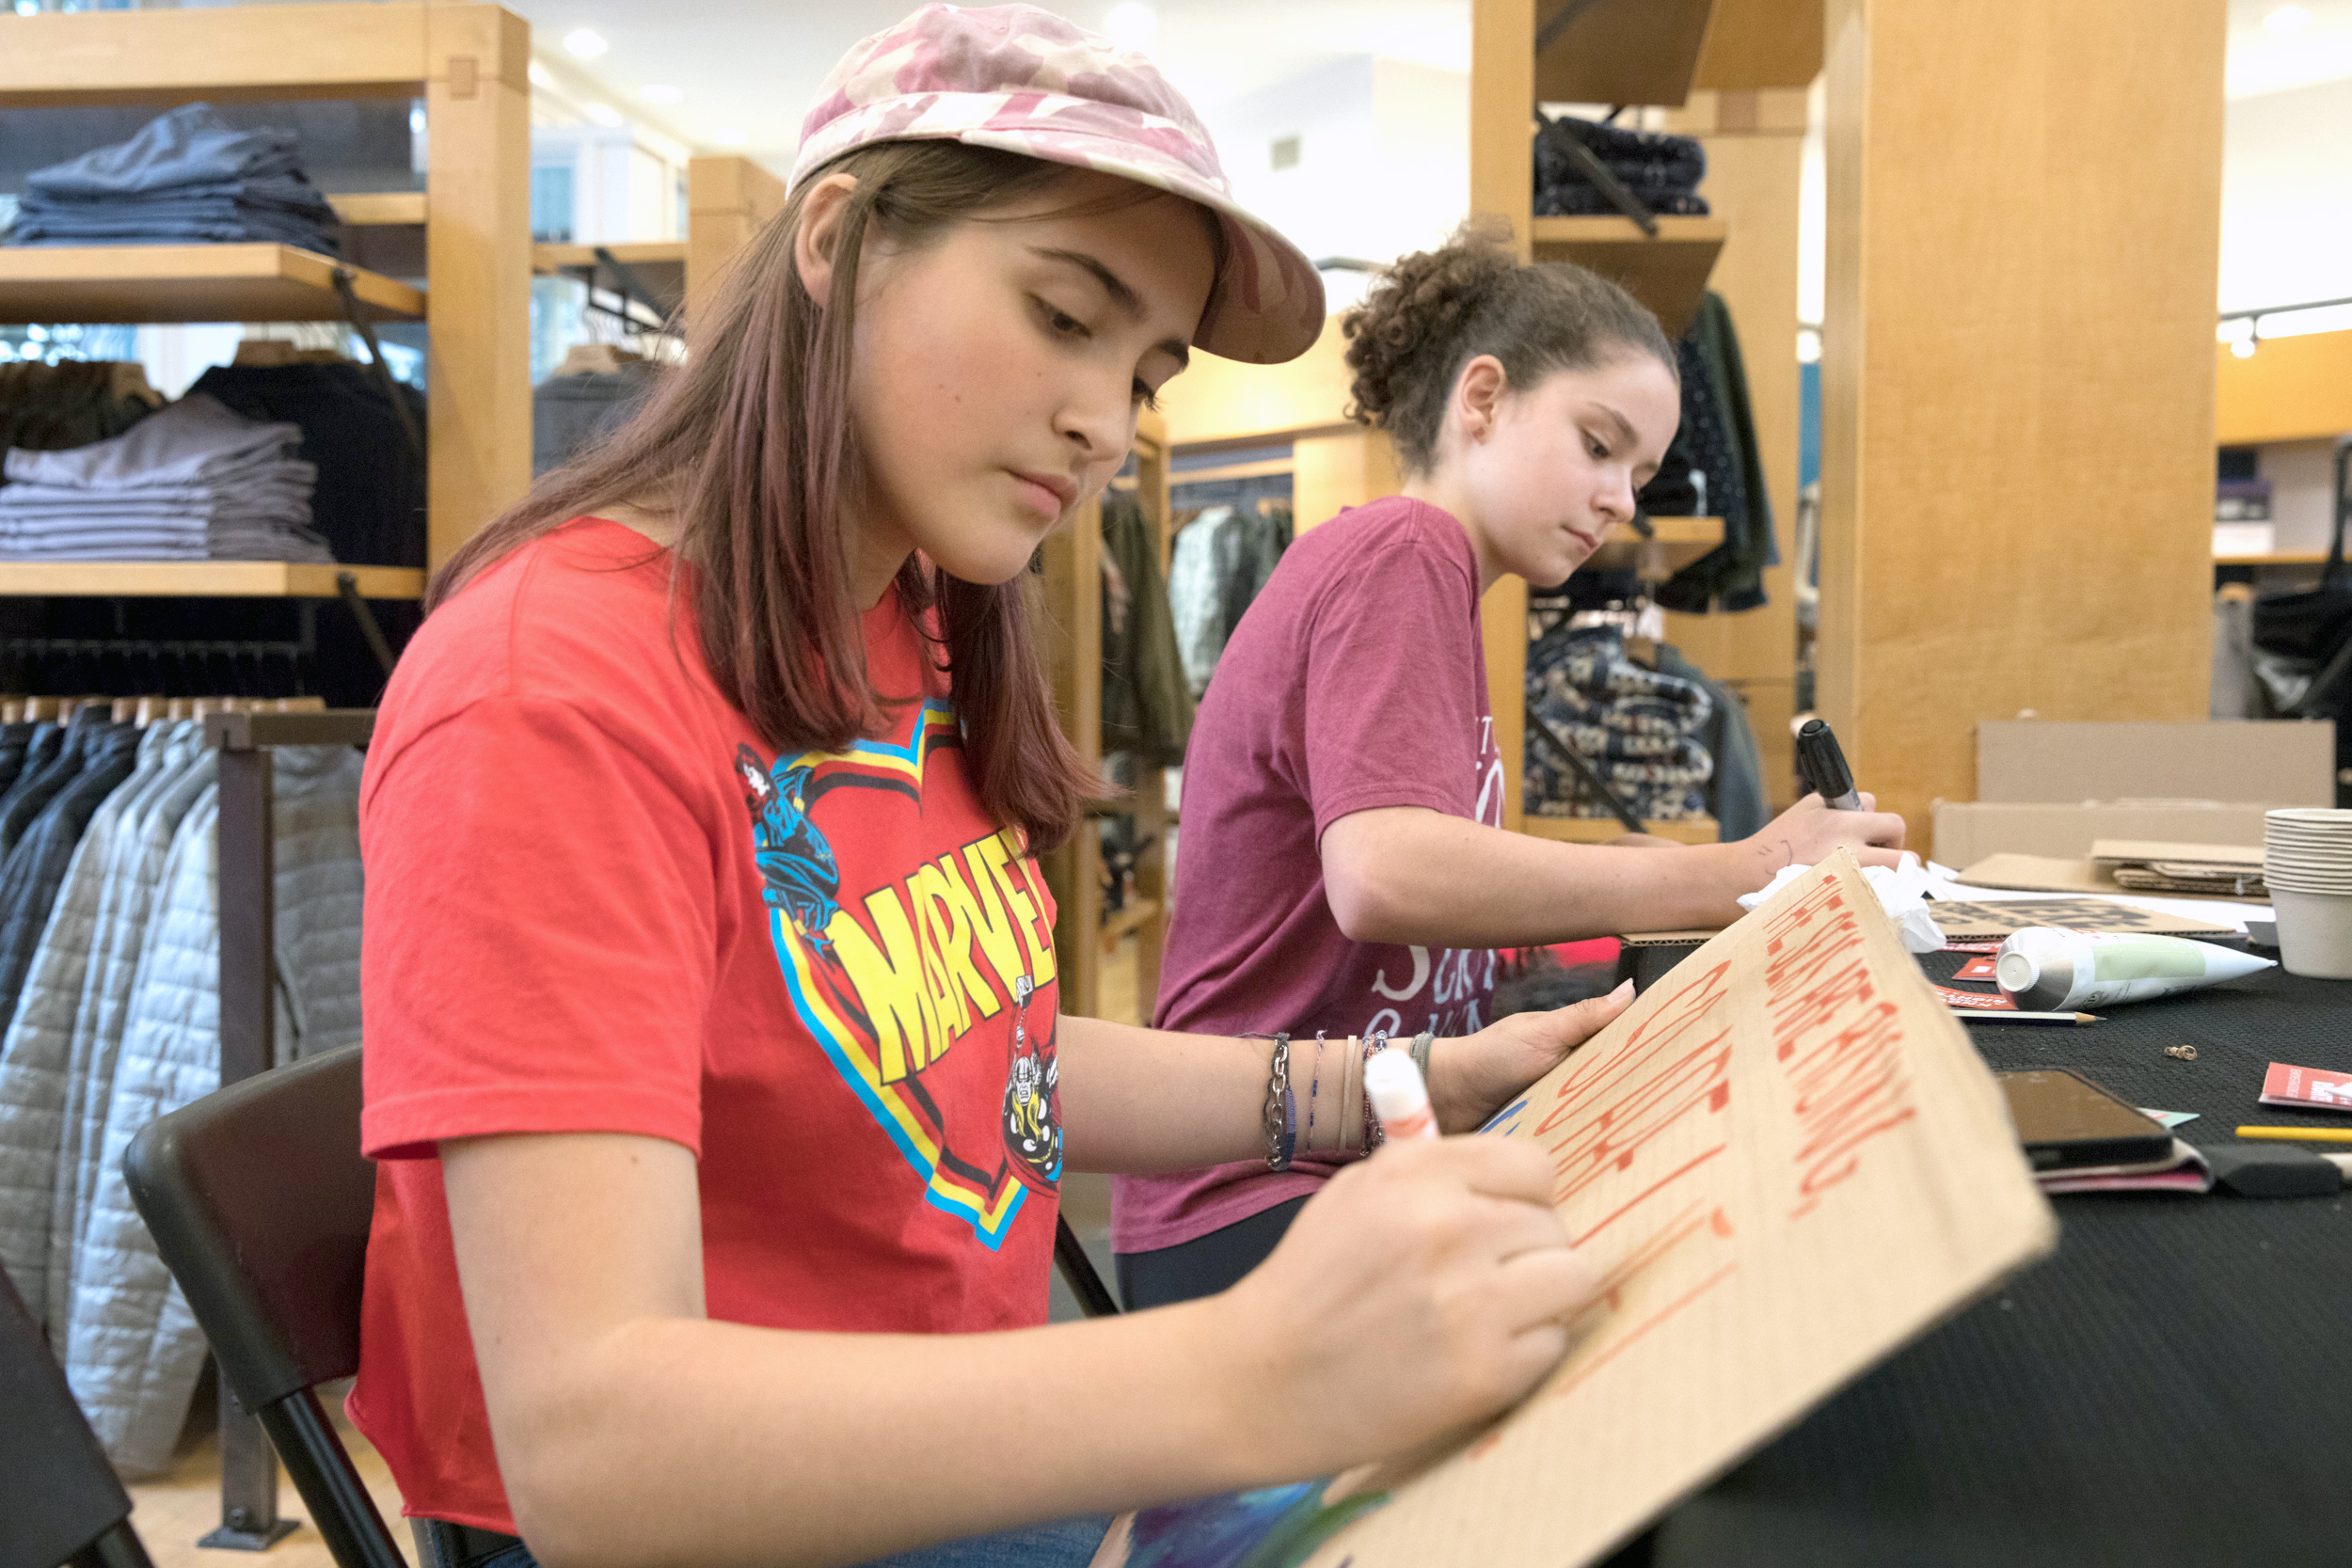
[7,103,341,254]
[1525,623,1714,822]
[0,394,331,563]
[1534,115,1708,218]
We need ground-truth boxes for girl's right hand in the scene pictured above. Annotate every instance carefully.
[1200,1134,1595,1478]
[1743,791,1909,875]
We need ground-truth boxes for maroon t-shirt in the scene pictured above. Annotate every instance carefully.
[1112,496,1503,1253]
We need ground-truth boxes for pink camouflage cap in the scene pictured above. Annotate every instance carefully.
[792,3,1325,365]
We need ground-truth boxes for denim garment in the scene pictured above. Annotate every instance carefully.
[25,103,300,198]
[11,103,339,254]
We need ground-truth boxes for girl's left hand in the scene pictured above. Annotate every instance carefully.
[1427,981,1636,1133]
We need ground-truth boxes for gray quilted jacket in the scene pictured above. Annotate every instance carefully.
[0,738,361,1475]
[0,723,194,1331]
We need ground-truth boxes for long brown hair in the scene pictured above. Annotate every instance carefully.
[432,141,1117,850]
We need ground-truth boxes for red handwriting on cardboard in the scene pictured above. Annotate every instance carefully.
[1761,874,1917,1220]
[1534,960,1735,1205]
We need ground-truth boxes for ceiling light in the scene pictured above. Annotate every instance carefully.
[1104,1,1157,52]
[712,128,750,147]
[583,103,625,128]
[641,84,683,104]
[528,61,554,88]
[563,28,609,57]
[2231,337,2258,358]
[2264,6,2311,32]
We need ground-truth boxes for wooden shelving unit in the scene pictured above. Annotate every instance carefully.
[0,244,422,325]
[1041,410,1173,1022]
[1530,216,1727,338]
[1523,814,1721,845]
[0,563,425,598]
[1590,515,1724,574]
[0,3,533,575]
[2214,551,2328,566]
[2215,328,2352,447]
[687,155,788,323]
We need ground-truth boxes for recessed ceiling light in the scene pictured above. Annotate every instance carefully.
[2231,337,2259,357]
[641,84,683,104]
[528,61,554,88]
[583,103,625,128]
[563,28,609,57]
[2265,6,2311,33]
[712,129,750,147]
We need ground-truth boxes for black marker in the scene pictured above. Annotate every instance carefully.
[1795,719,1862,810]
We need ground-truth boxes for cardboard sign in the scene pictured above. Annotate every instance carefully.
[1090,854,2057,1568]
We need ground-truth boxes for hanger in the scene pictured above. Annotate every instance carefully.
[107,361,164,407]
[556,342,644,377]
[233,340,351,369]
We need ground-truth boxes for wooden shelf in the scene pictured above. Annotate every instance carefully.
[1531,216,1726,338]
[0,244,422,325]
[328,192,427,227]
[1100,898,1162,946]
[2216,551,2328,566]
[532,241,688,271]
[0,562,424,598]
[1522,815,1722,844]
[1535,0,1713,108]
[1583,515,1724,573]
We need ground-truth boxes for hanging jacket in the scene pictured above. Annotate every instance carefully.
[49,734,214,1340]
[1100,491,1194,766]
[0,722,140,1023]
[1651,293,1778,614]
[63,743,363,1474]
[1525,623,1714,821]
[1652,643,1771,840]
[0,720,85,856]
[0,724,183,1331]
[0,721,34,798]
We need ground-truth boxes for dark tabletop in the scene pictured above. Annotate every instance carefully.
[1614,944,2352,1568]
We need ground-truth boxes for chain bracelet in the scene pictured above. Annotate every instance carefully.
[1248,1032,1295,1171]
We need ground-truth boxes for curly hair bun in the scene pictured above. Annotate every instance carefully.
[1336,218,1673,475]
[1343,219,1518,430]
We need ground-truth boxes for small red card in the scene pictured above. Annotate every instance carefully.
[2260,1062,2352,1113]
[1952,955,2000,981]
[1936,984,2016,1011]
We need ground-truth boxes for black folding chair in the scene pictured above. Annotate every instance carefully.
[122,1044,408,1568]
[0,1266,156,1568]
[125,1041,1123,1568]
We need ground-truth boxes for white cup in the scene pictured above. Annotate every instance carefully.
[2271,886,2352,979]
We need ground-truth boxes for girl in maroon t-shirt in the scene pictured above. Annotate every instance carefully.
[1113,229,1908,1309]
[349,11,1652,1568]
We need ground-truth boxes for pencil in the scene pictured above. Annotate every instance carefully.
[1954,1010,2102,1025]
[2236,1125,2352,1144]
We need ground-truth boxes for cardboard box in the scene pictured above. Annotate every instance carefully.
[1976,721,2333,806]
[1931,800,2276,866]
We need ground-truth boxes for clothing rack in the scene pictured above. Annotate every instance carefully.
[201,706,376,1547]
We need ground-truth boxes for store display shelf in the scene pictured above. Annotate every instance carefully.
[2215,551,2328,566]
[1584,515,1723,573]
[1521,815,1722,845]
[328,192,427,226]
[532,240,689,271]
[0,562,425,598]
[0,244,422,325]
[1101,899,1161,945]
[1531,216,1726,338]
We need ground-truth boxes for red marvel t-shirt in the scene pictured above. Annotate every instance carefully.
[1112,497,1502,1254]
[348,518,1064,1531]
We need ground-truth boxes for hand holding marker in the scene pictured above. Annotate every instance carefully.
[1795,719,1861,810]
[1366,1048,1441,1142]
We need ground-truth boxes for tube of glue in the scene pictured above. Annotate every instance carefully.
[1365,1048,1439,1142]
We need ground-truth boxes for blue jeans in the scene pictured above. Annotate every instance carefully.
[476,1515,1112,1568]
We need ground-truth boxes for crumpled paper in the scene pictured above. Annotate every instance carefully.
[1737,851,1947,954]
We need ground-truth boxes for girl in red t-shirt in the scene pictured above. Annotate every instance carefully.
[351,9,1640,1568]
[1112,230,1909,1308]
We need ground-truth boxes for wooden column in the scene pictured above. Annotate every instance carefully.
[425,5,533,566]
[1818,0,2225,855]
[1469,0,1536,832]
[687,154,789,325]
[1660,87,1809,811]
[1040,497,1104,1021]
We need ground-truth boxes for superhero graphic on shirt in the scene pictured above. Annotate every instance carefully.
[737,706,1062,1250]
